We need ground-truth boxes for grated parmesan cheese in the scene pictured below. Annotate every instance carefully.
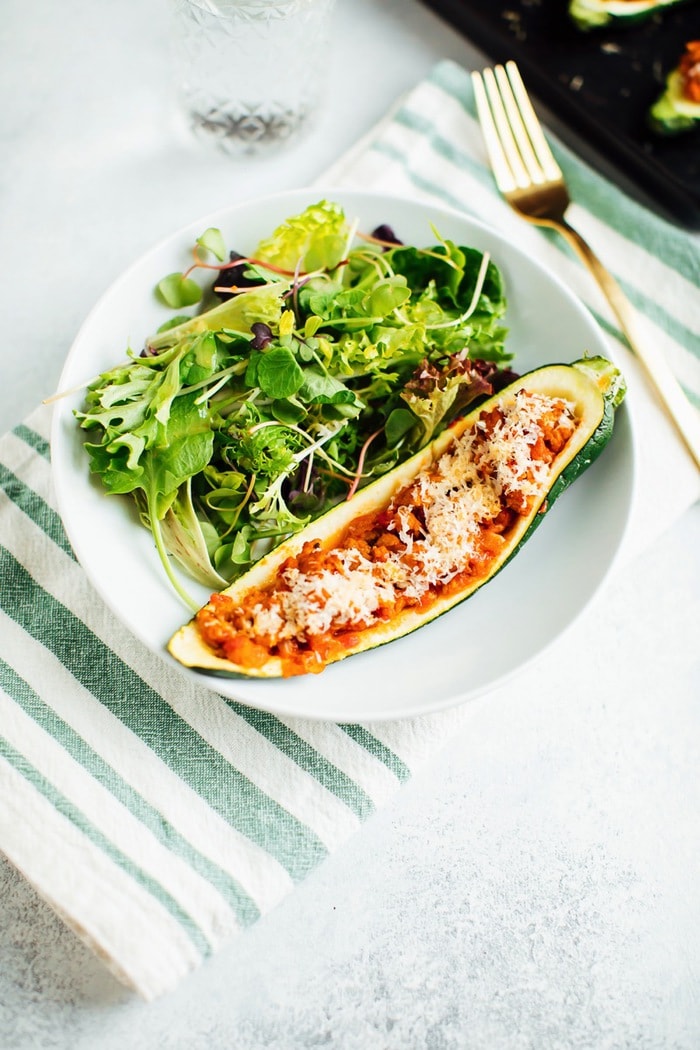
[239,390,577,645]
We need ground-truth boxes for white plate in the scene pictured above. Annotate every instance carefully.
[51,187,635,722]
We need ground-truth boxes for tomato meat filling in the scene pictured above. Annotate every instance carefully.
[679,41,700,103]
[195,389,579,676]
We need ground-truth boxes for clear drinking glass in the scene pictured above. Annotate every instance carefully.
[168,0,336,157]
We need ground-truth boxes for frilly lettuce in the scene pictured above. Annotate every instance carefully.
[254,199,351,273]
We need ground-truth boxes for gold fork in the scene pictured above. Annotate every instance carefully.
[471,60,700,471]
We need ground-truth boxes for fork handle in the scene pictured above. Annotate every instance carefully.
[556,218,700,472]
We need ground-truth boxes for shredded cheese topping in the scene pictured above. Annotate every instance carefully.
[224,389,577,648]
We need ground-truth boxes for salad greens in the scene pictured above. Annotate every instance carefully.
[77,199,514,610]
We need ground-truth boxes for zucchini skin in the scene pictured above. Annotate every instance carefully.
[168,360,624,679]
[569,0,689,31]
[649,69,700,136]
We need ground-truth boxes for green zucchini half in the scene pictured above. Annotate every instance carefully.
[649,68,700,136]
[569,0,688,31]
[168,358,625,679]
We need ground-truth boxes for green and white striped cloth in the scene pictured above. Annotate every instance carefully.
[1,60,699,1000]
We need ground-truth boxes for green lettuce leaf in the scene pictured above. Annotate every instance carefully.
[254,199,350,272]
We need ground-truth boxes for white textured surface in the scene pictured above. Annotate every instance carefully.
[2,0,699,1045]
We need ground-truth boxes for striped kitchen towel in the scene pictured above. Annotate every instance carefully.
[1,59,698,1000]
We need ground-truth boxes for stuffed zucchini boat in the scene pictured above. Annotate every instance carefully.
[649,41,700,134]
[569,0,690,31]
[168,357,625,679]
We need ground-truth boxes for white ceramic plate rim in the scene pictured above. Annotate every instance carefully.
[51,187,636,722]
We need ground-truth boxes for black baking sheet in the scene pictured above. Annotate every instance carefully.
[421,0,700,228]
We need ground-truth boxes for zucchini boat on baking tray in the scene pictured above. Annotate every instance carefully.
[569,0,691,31]
[649,40,700,134]
[168,356,626,679]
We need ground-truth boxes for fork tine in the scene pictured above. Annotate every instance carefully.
[471,69,520,194]
[493,64,546,186]
[503,61,563,183]
[480,67,531,191]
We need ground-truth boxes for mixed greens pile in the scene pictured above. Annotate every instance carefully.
[77,200,515,609]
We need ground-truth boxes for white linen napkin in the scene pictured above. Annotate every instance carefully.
[1,59,698,1000]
